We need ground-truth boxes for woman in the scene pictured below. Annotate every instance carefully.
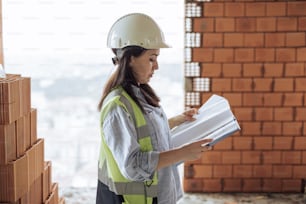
[96,13,212,204]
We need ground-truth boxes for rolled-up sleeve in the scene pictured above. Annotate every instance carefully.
[103,105,159,182]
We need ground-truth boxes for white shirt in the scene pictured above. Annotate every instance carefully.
[102,86,183,204]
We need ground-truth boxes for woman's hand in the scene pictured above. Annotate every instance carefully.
[168,108,198,129]
[157,138,212,170]
[178,139,212,161]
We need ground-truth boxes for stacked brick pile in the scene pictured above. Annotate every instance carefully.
[184,1,306,193]
[0,74,65,204]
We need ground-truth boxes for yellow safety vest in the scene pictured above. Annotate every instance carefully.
[98,86,158,204]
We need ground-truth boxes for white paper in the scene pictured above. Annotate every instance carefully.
[0,64,5,78]
[171,94,241,148]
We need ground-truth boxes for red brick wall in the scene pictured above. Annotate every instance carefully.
[184,0,306,193]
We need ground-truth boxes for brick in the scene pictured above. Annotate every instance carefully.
[255,108,273,121]
[242,151,261,164]
[222,63,242,77]
[233,107,253,121]
[288,2,306,16]
[282,179,303,193]
[224,33,243,47]
[262,122,282,135]
[232,78,252,92]
[285,63,305,76]
[296,108,306,120]
[236,18,256,32]
[183,179,203,192]
[254,165,272,178]
[221,151,241,164]
[284,93,304,106]
[246,2,265,17]
[201,151,222,164]
[277,17,298,32]
[235,48,254,62]
[255,48,275,62]
[216,18,235,32]
[243,93,264,106]
[273,165,292,178]
[201,63,222,77]
[223,93,242,106]
[185,158,202,166]
[243,63,263,77]
[223,179,242,192]
[266,2,286,17]
[253,78,273,92]
[211,78,232,92]
[276,48,296,62]
[283,122,303,136]
[303,151,306,163]
[298,17,306,31]
[282,151,302,164]
[213,165,233,178]
[294,137,306,150]
[242,122,261,136]
[233,136,253,150]
[203,33,223,47]
[274,108,294,121]
[257,17,277,32]
[263,93,283,106]
[233,165,253,178]
[214,48,234,62]
[194,18,214,32]
[293,165,306,178]
[225,2,245,17]
[296,78,306,92]
[263,179,282,192]
[194,165,213,178]
[265,33,285,48]
[242,179,262,192]
[213,138,233,150]
[264,63,284,77]
[274,136,293,150]
[201,93,214,105]
[202,179,222,192]
[274,78,294,92]
[297,48,306,61]
[244,33,264,47]
[262,151,281,164]
[286,32,306,47]
[193,48,213,62]
[203,3,224,17]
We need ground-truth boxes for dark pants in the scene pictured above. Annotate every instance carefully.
[96,180,124,204]
[96,180,158,204]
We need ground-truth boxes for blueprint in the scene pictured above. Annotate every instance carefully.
[171,94,241,148]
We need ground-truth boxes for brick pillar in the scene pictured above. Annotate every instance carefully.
[184,0,306,193]
[0,0,3,65]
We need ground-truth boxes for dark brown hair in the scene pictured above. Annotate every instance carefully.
[97,46,160,112]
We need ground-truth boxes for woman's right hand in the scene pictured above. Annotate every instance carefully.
[179,139,213,161]
[157,138,213,170]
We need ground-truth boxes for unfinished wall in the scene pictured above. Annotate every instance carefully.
[0,0,3,65]
[184,0,306,193]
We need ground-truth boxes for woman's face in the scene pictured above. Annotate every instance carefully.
[129,49,160,84]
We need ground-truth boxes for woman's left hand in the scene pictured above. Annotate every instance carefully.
[169,108,198,129]
[182,108,198,122]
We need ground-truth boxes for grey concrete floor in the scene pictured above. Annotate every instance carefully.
[178,193,306,204]
[61,187,306,204]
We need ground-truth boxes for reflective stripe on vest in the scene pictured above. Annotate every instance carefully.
[98,86,158,203]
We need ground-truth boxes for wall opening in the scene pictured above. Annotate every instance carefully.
[2,0,185,188]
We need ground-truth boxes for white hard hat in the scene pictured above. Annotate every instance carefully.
[107,13,171,49]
